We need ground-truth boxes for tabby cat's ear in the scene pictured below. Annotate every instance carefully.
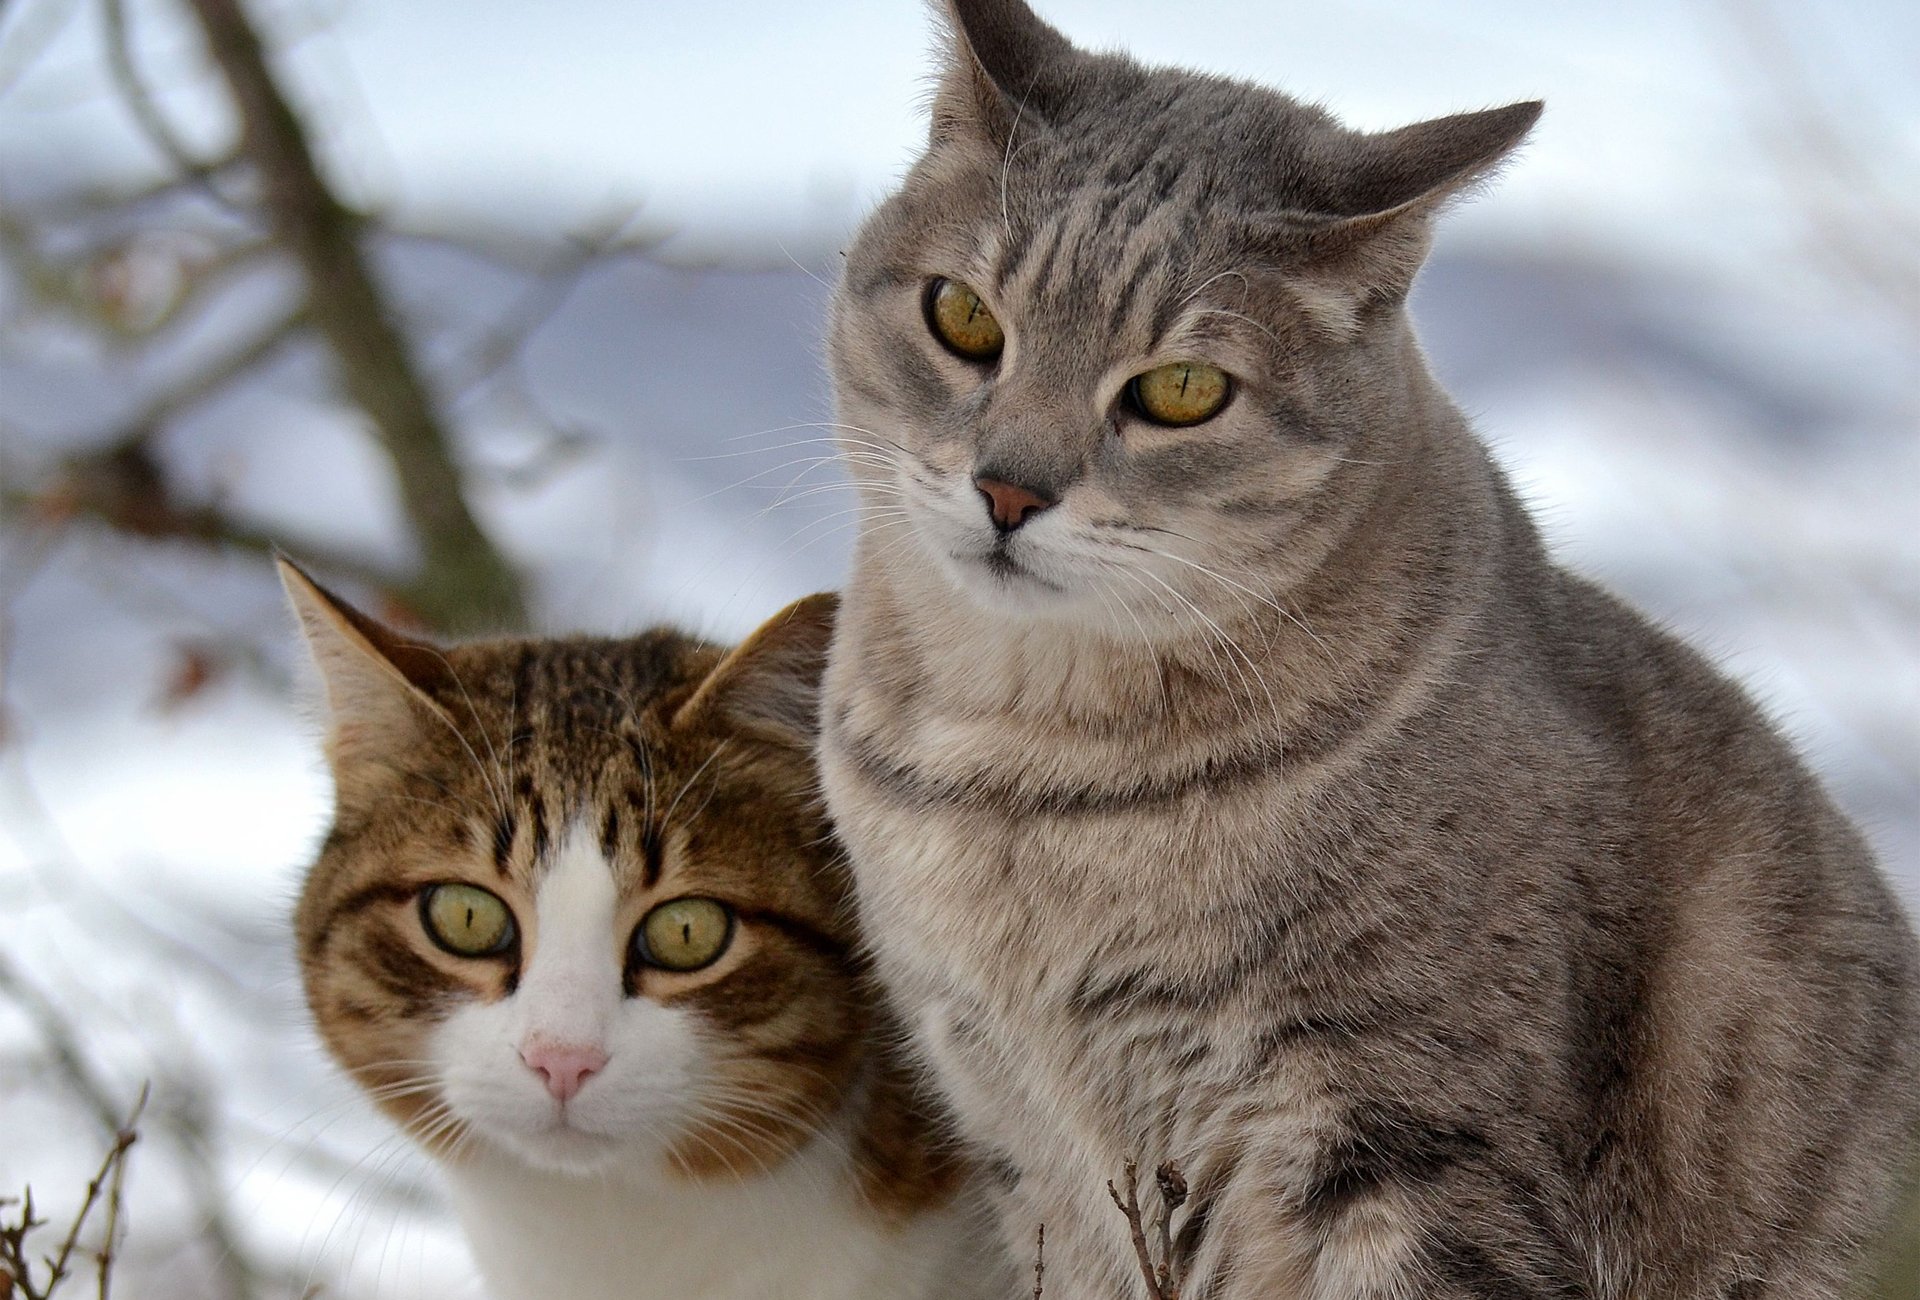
[1271,101,1542,330]
[672,593,839,748]
[277,556,456,779]
[930,0,1080,148]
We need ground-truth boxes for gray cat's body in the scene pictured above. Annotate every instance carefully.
[818,2,1920,1297]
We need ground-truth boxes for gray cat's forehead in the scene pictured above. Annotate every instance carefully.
[994,55,1337,215]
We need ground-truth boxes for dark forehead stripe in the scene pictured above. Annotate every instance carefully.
[992,165,1201,351]
[528,788,549,864]
[1000,210,1071,295]
[600,802,621,859]
[486,631,693,740]
[492,809,516,876]
[1104,239,1171,339]
[625,784,665,888]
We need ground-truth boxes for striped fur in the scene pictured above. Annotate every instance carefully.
[283,563,1007,1300]
[820,3,1920,1298]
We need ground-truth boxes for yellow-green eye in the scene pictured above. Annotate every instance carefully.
[1128,361,1231,427]
[635,898,734,973]
[420,883,516,957]
[925,277,1004,361]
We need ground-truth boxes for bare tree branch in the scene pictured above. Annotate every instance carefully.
[0,207,269,341]
[5,438,407,603]
[180,0,526,633]
[93,301,307,454]
[100,0,238,205]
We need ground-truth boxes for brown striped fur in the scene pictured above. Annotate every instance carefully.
[284,562,1001,1298]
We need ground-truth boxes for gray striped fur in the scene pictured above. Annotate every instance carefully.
[821,2,1920,1297]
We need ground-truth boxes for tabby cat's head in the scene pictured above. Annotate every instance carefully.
[283,560,851,1181]
[830,0,1538,630]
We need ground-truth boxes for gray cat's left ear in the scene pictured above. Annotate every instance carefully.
[672,592,839,746]
[930,0,1080,148]
[1270,101,1542,329]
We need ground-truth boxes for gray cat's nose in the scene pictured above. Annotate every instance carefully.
[975,476,1057,533]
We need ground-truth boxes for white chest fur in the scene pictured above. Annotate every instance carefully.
[444,1140,992,1300]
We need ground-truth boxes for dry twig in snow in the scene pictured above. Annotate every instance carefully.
[0,1089,145,1300]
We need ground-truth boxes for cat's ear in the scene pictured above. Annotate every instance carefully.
[1270,101,1542,331]
[672,593,839,747]
[277,556,457,777]
[930,0,1079,148]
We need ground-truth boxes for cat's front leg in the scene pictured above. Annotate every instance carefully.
[1185,1141,1596,1300]
[1203,1219,1590,1300]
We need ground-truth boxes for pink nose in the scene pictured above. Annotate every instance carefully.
[974,476,1056,533]
[519,1039,608,1102]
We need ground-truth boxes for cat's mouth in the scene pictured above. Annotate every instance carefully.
[931,537,1080,616]
[494,1109,634,1174]
[983,548,1031,579]
[964,543,1063,592]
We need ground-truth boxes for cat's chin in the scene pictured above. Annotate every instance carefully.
[478,1120,659,1180]
[936,547,1093,620]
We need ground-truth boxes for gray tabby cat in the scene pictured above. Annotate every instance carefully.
[818,1,1920,1296]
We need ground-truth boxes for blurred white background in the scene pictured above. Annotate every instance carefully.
[1,0,1915,1295]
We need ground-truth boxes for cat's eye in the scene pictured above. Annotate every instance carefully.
[634,898,734,973]
[1128,361,1231,427]
[420,883,517,958]
[925,277,1004,361]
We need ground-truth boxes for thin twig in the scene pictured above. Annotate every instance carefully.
[100,0,237,206]
[442,209,657,400]
[0,1090,144,1300]
[93,303,308,455]
[42,1089,145,1294]
[0,1188,49,1300]
[3,437,410,605]
[1153,1162,1188,1300]
[1107,1161,1164,1300]
[1105,1159,1188,1300]
[1032,1223,1045,1300]
[93,1100,135,1300]
[0,953,121,1137]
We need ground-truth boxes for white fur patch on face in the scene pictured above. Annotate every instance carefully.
[433,822,705,1177]
[900,472,1116,620]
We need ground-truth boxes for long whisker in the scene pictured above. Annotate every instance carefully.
[661,741,731,831]
[1105,559,1283,729]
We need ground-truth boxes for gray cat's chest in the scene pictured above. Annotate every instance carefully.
[822,722,1297,1145]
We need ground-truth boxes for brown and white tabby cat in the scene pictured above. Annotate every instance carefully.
[281,559,1006,1300]
[820,2,1920,1297]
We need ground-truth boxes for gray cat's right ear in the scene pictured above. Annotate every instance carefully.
[277,556,456,776]
[930,0,1079,148]
[672,592,839,747]
[1269,101,1542,330]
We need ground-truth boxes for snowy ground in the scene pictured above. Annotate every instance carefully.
[1,0,1915,1294]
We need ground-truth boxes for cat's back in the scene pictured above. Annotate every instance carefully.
[1521,545,1904,923]
[1483,536,1920,1281]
